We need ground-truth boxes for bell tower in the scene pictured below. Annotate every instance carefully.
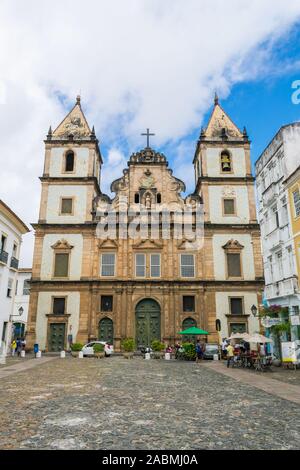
[193,94,263,340]
[26,97,103,350]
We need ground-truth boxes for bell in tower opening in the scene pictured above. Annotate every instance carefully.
[220,150,232,172]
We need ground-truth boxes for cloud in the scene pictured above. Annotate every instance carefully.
[1,0,300,265]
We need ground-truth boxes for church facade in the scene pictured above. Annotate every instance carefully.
[26,96,264,351]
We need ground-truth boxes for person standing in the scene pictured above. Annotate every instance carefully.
[16,338,22,357]
[195,340,203,363]
[221,338,228,359]
[11,339,17,357]
[226,342,234,368]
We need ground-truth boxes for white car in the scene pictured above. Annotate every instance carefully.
[81,341,114,357]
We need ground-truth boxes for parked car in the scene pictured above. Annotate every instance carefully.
[203,343,219,360]
[81,341,114,357]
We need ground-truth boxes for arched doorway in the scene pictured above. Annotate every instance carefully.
[182,317,197,343]
[99,317,114,344]
[136,299,161,348]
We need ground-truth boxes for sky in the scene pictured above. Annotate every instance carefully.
[1,0,300,267]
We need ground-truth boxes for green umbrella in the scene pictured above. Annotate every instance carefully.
[178,326,209,335]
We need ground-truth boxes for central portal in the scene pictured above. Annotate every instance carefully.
[135,298,161,348]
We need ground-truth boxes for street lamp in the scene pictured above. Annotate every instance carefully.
[251,305,258,317]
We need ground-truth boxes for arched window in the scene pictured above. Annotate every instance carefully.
[182,317,197,330]
[157,193,161,204]
[182,317,197,343]
[134,193,140,204]
[220,150,232,172]
[65,151,74,172]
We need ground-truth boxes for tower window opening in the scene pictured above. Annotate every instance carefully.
[157,193,161,204]
[221,151,232,172]
[65,151,75,172]
[134,193,140,204]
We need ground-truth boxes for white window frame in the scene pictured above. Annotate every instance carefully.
[135,253,146,278]
[101,253,116,277]
[293,188,300,218]
[150,253,161,278]
[180,254,195,278]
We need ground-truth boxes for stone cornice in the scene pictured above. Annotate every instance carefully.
[31,222,261,231]
[39,176,101,192]
[30,278,265,287]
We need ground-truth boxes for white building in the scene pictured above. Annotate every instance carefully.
[12,268,32,339]
[255,123,300,343]
[0,200,30,354]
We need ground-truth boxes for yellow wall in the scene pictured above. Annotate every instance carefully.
[288,175,300,286]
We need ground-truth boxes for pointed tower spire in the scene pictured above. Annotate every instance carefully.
[204,98,243,141]
[47,126,52,140]
[51,96,92,140]
[90,125,96,141]
[214,92,219,106]
[243,126,249,141]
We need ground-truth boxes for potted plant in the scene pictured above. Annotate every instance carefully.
[182,342,196,361]
[70,343,83,357]
[121,338,135,359]
[151,339,165,359]
[93,343,105,358]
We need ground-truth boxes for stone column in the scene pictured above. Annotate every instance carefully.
[114,287,123,351]
[76,289,91,344]
[126,286,134,338]
[25,289,39,350]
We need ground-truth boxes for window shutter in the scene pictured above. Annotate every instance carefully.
[150,254,160,277]
[224,199,235,215]
[227,253,241,277]
[61,198,73,214]
[136,254,146,277]
[54,253,69,277]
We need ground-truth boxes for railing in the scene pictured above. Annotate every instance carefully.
[262,182,279,206]
[265,277,299,299]
[0,250,8,264]
[10,257,19,270]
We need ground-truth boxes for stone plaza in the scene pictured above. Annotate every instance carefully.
[0,356,299,450]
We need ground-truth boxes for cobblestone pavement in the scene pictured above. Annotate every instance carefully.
[0,357,299,450]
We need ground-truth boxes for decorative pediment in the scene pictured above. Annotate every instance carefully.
[202,97,244,141]
[177,239,197,250]
[222,239,244,251]
[129,147,168,165]
[98,239,118,249]
[51,239,74,250]
[133,239,163,250]
[52,96,92,140]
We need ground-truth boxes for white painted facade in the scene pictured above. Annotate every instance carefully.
[208,185,250,224]
[40,233,83,281]
[205,146,247,178]
[215,292,260,339]
[12,269,31,338]
[49,147,90,178]
[212,233,256,281]
[35,291,80,350]
[46,185,87,224]
[0,201,29,353]
[255,123,300,341]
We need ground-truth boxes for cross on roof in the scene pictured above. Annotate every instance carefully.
[141,128,155,148]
